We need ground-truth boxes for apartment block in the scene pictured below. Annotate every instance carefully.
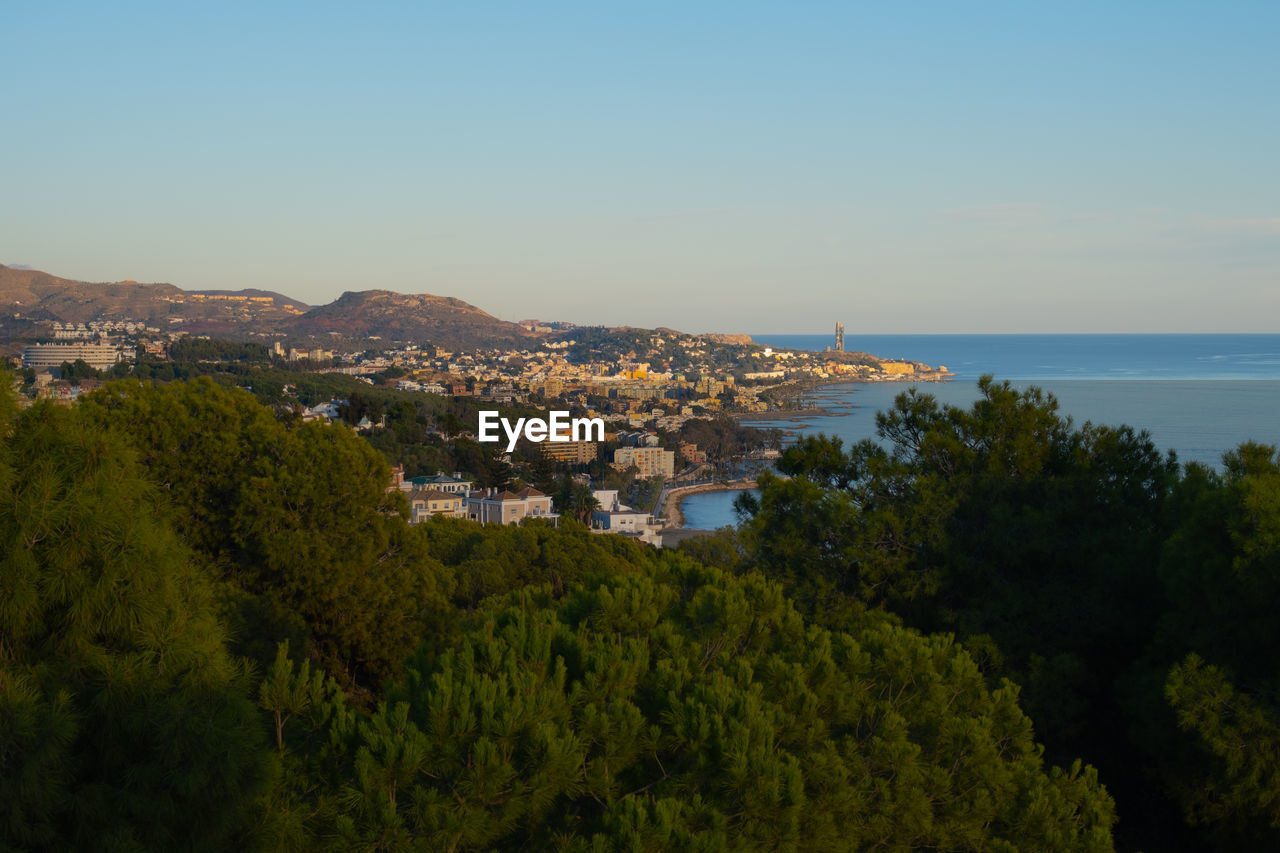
[612,446,675,479]
[22,343,125,370]
[540,439,598,464]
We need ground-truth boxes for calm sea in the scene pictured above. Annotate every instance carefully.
[678,334,1280,531]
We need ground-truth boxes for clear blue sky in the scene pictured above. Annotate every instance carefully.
[4,1,1278,333]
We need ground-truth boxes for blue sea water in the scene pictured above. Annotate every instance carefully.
[753,334,1280,381]
[679,488,751,531]
[679,335,1280,530]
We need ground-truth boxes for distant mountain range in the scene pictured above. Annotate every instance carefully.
[0,264,542,351]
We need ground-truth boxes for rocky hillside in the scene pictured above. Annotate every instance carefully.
[284,290,538,351]
[0,264,308,329]
[0,264,541,351]
[2,265,177,323]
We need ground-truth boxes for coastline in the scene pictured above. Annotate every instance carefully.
[662,374,948,541]
[734,379,864,434]
[661,479,757,530]
[738,372,950,423]
[730,406,838,422]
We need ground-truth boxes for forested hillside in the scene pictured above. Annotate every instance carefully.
[2,374,1278,850]
[730,377,1280,851]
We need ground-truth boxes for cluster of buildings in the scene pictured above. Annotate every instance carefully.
[300,327,950,433]
[247,333,774,427]
[21,317,165,371]
[391,468,557,526]
[304,386,680,474]
[18,314,948,434]
[389,467,665,547]
[270,341,336,362]
[169,292,303,314]
[51,320,151,339]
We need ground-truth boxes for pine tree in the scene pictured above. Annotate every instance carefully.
[0,395,269,850]
[272,557,1116,850]
[79,377,455,695]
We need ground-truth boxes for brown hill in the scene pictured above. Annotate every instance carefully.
[0,265,540,352]
[0,265,172,323]
[284,290,540,351]
[0,264,309,328]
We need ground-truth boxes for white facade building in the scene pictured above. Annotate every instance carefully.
[22,343,125,370]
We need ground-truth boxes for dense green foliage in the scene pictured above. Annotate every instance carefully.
[8,372,1280,850]
[0,398,268,850]
[740,379,1177,749]
[262,562,1115,851]
[56,358,104,382]
[677,416,783,461]
[78,377,451,696]
[168,337,271,363]
[1150,444,1280,844]
[732,377,1280,851]
[419,516,659,607]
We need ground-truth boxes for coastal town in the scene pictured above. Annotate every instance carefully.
[11,316,952,545]
[18,318,950,418]
[5,269,951,546]
[9,9,1277,846]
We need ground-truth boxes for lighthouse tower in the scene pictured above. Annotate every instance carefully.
[834,322,845,352]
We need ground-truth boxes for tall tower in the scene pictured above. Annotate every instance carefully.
[834,322,845,352]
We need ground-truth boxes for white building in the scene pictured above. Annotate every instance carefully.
[22,343,125,370]
[591,489,664,547]
[302,401,341,422]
